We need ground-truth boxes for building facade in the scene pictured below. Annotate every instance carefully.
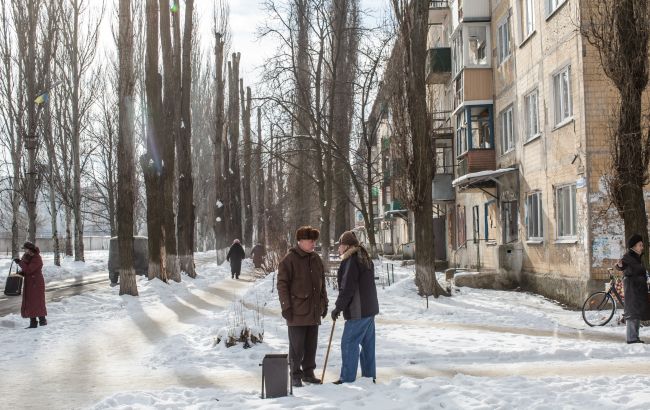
[367,0,647,306]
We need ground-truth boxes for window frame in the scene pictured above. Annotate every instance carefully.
[500,105,515,154]
[525,191,543,240]
[545,0,567,19]
[524,89,540,141]
[555,183,577,239]
[502,200,519,244]
[553,65,573,126]
[497,16,511,65]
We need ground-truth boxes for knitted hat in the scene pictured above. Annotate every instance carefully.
[22,241,37,251]
[628,234,643,249]
[296,226,320,241]
[339,231,359,247]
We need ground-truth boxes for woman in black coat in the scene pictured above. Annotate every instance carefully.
[616,234,650,344]
[226,239,246,279]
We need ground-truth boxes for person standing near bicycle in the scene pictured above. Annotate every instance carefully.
[615,233,650,344]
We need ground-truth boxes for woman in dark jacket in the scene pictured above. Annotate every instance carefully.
[331,231,379,384]
[14,241,47,329]
[226,239,246,279]
[616,234,650,343]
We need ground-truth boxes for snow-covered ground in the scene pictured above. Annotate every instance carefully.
[1,251,650,409]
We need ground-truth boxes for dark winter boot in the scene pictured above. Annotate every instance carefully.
[236,274,240,279]
[292,378,303,388]
[302,374,321,384]
[38,317,47,326]
[26,318,37,329]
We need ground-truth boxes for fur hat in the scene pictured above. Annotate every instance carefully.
[233,239,241,244]
[296,226,320,241]
[22,241,37,251]
[628,234,643,249]
[339,231,359,247]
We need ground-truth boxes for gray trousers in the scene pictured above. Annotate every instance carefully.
[626,318,640,342]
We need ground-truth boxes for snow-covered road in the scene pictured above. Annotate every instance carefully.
[2,251,650,409]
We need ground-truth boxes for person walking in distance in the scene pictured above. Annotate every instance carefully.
[331,231,379,384]
[616,233,650,343]
[277,226,328,387]
[226,239,245,279]
[14,241,47,329]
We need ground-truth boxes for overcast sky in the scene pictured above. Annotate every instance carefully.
[224,0,391,87]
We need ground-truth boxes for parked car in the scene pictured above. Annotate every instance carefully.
[108,236,149,285]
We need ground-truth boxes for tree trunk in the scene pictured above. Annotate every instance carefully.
[228,53,243,242]
[240,82,253,246]
[177,0,196,278]
[255,108,266,245]
[144,0,166,282]
[160,0,180,281]
[213,33,228,252]
[118,0,138,296]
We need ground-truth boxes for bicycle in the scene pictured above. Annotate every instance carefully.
[581,268,625,327]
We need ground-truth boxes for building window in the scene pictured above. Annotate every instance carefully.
[556,184,576,238]
[546,0,566,17]
[502,200,518,243]
[456,114,467,156]
[457,205,467,247]
[524,90,539,140]
[520,0,535,38]
[526,191,543,240]
[553,66,572,125]
[485,200,497,241]
[452,30,464,76]
[500,105,514,153]
[467,26,489,66]
[497,17,511,65]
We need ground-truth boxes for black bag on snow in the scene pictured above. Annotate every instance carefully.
[4,260,23,296]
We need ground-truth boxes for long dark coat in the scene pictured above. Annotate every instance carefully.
[227,243,246,274]
[251,244,266,268]
[618,250,650,320]
[17,247,47,318]
[277,247,328,326]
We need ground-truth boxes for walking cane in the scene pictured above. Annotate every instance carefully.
[320,319,336,384]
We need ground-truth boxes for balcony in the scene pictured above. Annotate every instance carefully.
[456,149,496,178]
[429,0,449,24]
[426,47,452,84]
[452,68,493,110]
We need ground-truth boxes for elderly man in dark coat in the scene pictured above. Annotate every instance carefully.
[277,226,328,387]
[616,233,650,343]
[226,239,246,279]
[14,241,47,329]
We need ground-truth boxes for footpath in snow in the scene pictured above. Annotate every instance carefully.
[1,251,650,409]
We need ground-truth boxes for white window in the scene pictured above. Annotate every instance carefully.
[452,30,464,76]
[467,26,488,66]
[556,184,577,238]
[526,191,543,240]
[497,17,511,64]
[546,0,566,17]
[500,105,514,153]
[553,66,572,125]
[520,0,535,38]
[524,90,539,140]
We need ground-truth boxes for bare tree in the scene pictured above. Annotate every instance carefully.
[582,1,650,264]
[142,0,167,281]
[254,107,266,245]
[177,0,196,277]
[226,53,243,242]
[388,0,448,297]
[240,81,253,246]
[116,0,138,295]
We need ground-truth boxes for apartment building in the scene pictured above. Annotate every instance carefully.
[421,0,641,306]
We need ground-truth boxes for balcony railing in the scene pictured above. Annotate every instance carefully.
[429,0,449,8]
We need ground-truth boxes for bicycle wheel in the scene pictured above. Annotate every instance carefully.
[582,291,616,326]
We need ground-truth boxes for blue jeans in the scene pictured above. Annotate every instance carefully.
[339,316,376,382]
